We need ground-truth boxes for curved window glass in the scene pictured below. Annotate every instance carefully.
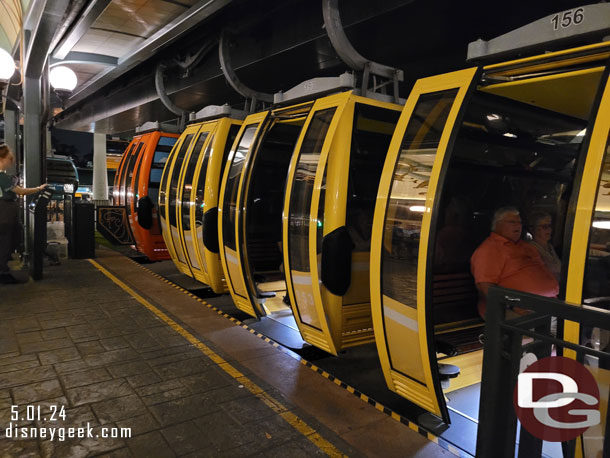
[288,108,336,272]
[382,90,457,316]
[222,125,258,251]
[181,132,209,231]
[168,134,194,228]
[346,104,400,253]
[123,143,143,209]
[194,125,239,270]
[114,143,134,204]
[180,132,209,270]
[129,153,144,217]
[431,90,585,324]
[195,136,214,227]
[148,136,176,235]
[148,136,176,207]
[583,139,610,304]
[118,143,138,206]
[288,108,336,329]
[168,134,194,263]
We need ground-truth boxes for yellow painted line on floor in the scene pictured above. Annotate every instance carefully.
[126,259,470,458]
[88,259,347,458]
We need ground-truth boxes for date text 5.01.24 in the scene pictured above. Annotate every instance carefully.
[11,405,67,422]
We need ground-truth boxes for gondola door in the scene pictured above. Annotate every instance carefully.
[192,118,241,293]
[284,94,348,354]
[565,68,610,344]
[126,138,147,244]
[219,112,269,317]
[176,127,212,279]
[160,130,197,270]
[370,68,477,422]
[186,123,217,286]
[113,141,134,205]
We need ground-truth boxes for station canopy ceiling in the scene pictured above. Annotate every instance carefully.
[4,0,597,136]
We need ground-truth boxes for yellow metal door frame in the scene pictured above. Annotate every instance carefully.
[197,118,241,294]
[322,94,403,351]
[160,131,195,269]
[158,137,178,261]
[179,123,216,283]
[237,105,313,319]
[283,92,351,354]
[218,112,269,317]
[565,70,610,355]
[188,122,217,286]
[370,68,478,421]
[172,125,202,276]
[114,140,135,205]
[127,138,146,231]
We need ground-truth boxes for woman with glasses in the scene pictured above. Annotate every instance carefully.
[527,211,561,282]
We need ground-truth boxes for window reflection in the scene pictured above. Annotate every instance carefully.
[168,134,194,228]
[288,108,336,273]
[181,132,209,231]
[195,136,214,226]
[114,143,135,205]
[148,137,176,207]
[124,143,143,211]
[382,90,458,308]
[222,125,258,251]
[432,90,586,323]
[583,142,610,305]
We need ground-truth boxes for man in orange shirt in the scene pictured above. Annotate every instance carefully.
[470,207,559,319]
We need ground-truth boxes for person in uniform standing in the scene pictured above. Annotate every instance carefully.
[0,144,48,281]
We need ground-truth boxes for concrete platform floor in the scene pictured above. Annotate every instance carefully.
[0,248,453,458]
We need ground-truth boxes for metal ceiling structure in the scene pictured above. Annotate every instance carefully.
[3,0,599,136]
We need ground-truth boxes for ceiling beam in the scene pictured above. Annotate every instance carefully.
[66,0,232,105]
[52,0,113,60]
[23,0,71,78]
[50,51,118,67]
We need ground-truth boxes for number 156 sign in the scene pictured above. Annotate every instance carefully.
[551,8,585,31]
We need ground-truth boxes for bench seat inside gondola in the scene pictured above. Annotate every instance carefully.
[433,271,484,357]
[431,269,485,393]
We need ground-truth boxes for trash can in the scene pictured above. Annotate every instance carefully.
[71,202,95,259]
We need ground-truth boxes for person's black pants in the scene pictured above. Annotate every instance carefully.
[0,200,19,272]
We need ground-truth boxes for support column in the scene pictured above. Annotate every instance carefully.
[23,75,43,188]
[23,75,45,280]
[3,108,18,156]
[93,133,108,202]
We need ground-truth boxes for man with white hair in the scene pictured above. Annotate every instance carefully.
[470,206,558,318]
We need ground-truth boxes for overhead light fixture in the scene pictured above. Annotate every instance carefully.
[592,221,610,230]
[50,66,77,108]
[50,66,77,91]
[409,205,426,213]
[0,48,15,82]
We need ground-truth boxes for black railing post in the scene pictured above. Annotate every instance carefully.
[476,287,521,458]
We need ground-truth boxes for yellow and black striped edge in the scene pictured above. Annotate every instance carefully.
[90,259,348,458]
[128,259,472,458]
